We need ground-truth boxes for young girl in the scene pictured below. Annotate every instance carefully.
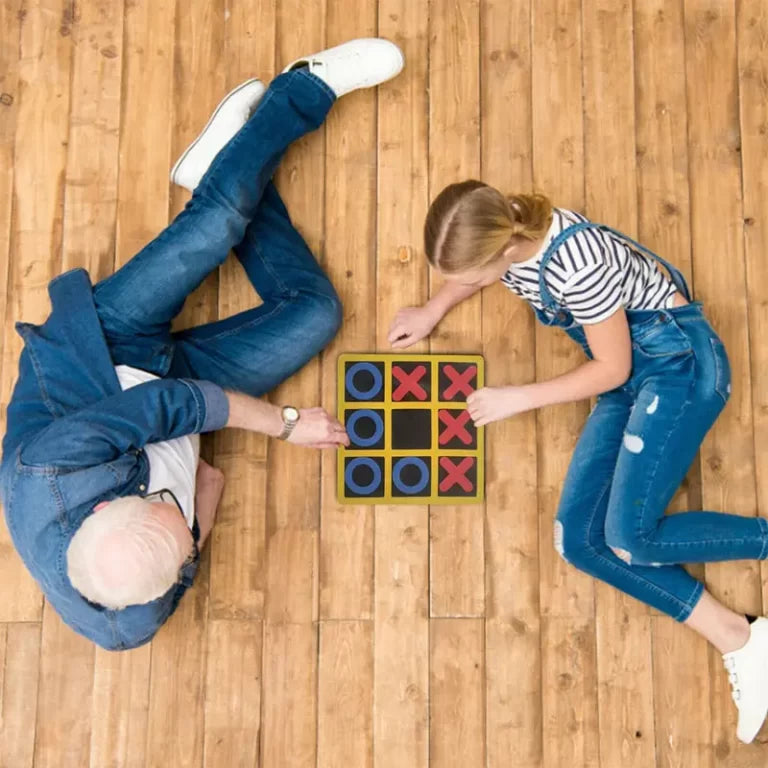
[388,179,768,744]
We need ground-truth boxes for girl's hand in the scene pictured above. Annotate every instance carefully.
[467,386,535,426]
[388,305,440,349]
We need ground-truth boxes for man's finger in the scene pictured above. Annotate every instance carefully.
[387,324,406,343]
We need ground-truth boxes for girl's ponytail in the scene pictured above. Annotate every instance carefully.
[425,181,552,275]
[507,193,552,241]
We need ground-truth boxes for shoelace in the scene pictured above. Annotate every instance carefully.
[724,657,742,702]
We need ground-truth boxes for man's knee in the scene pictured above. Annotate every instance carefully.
[302,290,343,349]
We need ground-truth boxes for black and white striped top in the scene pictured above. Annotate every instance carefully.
[500,208,678,324]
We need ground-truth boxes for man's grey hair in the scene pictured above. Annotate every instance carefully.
[67,496,186,610]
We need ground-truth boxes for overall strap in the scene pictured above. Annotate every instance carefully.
[538,221,693,313]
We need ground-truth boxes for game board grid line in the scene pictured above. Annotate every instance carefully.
[342,401,471,410]
[342,449,482,458]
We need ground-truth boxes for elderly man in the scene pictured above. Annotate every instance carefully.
[0,38,403,650]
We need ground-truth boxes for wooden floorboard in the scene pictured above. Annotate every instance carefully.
[2,1,768,766]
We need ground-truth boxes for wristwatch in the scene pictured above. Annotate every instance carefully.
[278,405,301,440]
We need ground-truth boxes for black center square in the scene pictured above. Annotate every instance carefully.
[344,456,385,498]
[438,361,478,402]
[345,360,385,403]
[391,360,432,402]
[391,408,432,450]
[345,408,385,450]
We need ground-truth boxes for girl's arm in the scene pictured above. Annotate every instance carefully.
[389,280,483,349]
[468,310,632,425]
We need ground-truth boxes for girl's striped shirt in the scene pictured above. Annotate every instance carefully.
[500,208,678,324]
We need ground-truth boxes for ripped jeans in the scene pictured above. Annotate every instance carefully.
[555,302,768,621]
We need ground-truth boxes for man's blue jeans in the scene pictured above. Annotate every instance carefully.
[556,303,768,621]
[92,69,341,395]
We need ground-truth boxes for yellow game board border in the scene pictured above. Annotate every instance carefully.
[337,353,485,505]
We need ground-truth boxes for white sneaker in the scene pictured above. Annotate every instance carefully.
[170,78,267,191]
[282,38,404,98]
[723,617,768,743]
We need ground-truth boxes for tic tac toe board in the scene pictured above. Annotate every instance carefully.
[337,353,485,505]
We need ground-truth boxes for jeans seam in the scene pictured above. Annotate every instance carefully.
[257,239,289,294]
[709,336,730,405]
[758,518,768,559]
[674,580,704,622]
[294,68,338,103]
[179,298,290,343]
[633,368,695,543]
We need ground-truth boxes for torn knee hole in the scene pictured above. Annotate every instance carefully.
[554,520,567,561]
[610,546,632,564]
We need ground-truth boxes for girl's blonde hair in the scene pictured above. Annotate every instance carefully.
[424,180,553,274]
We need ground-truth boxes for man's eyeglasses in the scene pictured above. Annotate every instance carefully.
[141,488,198,568]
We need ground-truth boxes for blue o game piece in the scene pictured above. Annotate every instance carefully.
[347,409,384,448]
[392,457,430,495]
[345,457,382,495]
[345,362,383,400]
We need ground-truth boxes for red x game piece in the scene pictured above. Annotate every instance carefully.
[438,409,473,445]
[442,364,477,399]
[439,456,474,492]
[392,364,428,401]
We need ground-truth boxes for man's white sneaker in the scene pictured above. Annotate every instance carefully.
[170,78,267,192]
[723,617,768,743]
[282,38,404,98]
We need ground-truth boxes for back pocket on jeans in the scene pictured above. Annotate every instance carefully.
[710,336,731,404]
[631,318,693,359]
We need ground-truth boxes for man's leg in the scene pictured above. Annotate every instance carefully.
[92,70,336,373]
[168,182,341,395]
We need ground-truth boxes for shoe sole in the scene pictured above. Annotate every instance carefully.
[170,78,264,184]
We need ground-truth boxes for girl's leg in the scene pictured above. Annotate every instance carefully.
[167,182,341,395]
[92,70,335,373]
[562,389,768,743]
[556,390,706,622]
[685,590,749,654]
[604,317,768,565]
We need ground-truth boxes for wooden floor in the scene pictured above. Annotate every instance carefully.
[1,0,768,765]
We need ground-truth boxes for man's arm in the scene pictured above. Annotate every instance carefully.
[19,380,347,470]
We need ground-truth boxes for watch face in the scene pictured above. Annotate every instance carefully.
[283,406,300,424]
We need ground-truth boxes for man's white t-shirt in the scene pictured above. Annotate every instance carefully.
[115,365,199,528]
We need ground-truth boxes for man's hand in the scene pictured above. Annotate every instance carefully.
[225,392,348,450]
[195,458,225,547]
[288,407,350,449]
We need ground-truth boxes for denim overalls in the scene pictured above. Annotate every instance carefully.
[534,222,768,621]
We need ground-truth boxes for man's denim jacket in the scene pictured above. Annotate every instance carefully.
[0,269,229,650]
